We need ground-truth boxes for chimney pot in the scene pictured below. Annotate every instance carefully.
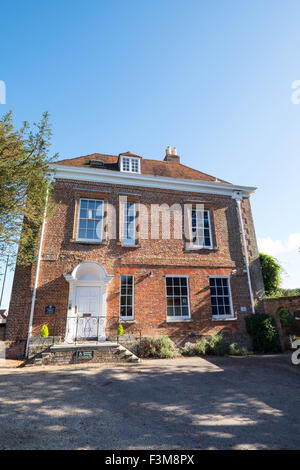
[164,146,180,163]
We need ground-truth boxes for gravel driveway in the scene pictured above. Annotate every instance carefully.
[0,355,299,450]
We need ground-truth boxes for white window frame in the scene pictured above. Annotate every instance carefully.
[191,209,213,249]
[77,198,104,242]
[209,275,234,320]
[119,275,134,320]
[165,275,191,321]
[123,201,136,246]
[120,156,141,174]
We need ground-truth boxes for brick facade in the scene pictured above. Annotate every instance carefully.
[6,156,264,358]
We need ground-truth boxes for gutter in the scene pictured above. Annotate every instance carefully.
[25,188,49,358]
[51,164,257,198]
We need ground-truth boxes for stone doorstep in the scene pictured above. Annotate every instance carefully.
[27,341,141,365]
[50,341,119,352]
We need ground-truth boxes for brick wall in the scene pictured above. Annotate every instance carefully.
[6,178,263,356]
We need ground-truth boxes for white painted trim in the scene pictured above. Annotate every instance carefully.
[64,262,114,342]
[119,156,141,174]
[119,274,134,321]
[123,202,136,246]
[76,198,104,242]
[165,275,191,321]
[51,164,256,198]
[191,208,213,249]
[209,275,235,319]
[25,188,49,358]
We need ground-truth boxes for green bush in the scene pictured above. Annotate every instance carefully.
[159,336,175,358]
[117,323,124,336]
[40,325,49,338]
[207,333,229,356]
[279,308,293,327]
[195,337,209,355]
[181,335,226,356]
[229,342,249,356]
[138,336,176,358]
[181,342,197,356]
[245,313,281,353]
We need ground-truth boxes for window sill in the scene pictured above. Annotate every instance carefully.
[119,319,136,323]
[166,318,193,323]
[117,242,141,248]
[184,245,218,253]
[212,316,237,322]
[70,239,107,245]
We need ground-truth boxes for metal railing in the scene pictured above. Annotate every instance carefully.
[27,314,143,348]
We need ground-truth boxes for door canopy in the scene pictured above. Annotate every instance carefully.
[64,262,114,286]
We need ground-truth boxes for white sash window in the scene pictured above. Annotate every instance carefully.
[77,199,103,242]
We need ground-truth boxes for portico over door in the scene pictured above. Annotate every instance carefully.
[64,262,114,343]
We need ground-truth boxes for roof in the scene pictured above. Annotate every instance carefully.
[55,153,231,184]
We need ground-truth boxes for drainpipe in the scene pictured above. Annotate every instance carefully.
[233,192,255,314]
[25,188,49,358]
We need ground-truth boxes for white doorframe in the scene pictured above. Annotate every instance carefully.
[64,262,113,343]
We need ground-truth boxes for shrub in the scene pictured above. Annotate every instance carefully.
[207,333,229,356]
[245,313,281,353]
[195,337,209,355]
[40,325,49,338]
[181,342,197,356]
[229,342,249,356]
[279,308,293,327]
[159,336,175,358]
[117,323,124,336]
[138,336,176,358]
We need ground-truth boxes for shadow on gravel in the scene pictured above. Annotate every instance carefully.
[0,355,299,450]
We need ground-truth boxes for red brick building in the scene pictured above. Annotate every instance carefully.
[6,147,264,357]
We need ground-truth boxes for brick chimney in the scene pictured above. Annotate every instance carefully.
[164,146,180,163]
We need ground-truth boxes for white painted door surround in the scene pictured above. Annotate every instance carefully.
[64,262,114,343]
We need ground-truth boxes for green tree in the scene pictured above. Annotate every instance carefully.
[259,252,282,297]
[0,111,57,266]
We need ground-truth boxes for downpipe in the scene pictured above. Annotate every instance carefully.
[234,192,255,314]
[25,188,49,358]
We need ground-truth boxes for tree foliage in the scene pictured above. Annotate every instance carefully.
[0,111,57,266]
[259,252,282,297]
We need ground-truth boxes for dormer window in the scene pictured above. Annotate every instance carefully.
[120,156,141,174]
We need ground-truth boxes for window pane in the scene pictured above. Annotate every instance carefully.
[209,277,232,317]
[167,307,174,316]
[165,277,190,318]
[120,306,126,317]
[120,275,134,318]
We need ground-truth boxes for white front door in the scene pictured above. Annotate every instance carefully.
[66,286,106,342]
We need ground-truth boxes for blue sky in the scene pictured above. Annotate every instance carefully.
[1,0,300,307]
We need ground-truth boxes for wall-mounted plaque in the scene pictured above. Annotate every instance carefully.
[45,305,56,315]
[77,351,94,359]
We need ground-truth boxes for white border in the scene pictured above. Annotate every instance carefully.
[165,275,191,321]
[77,198,104,242]
[209,275,235,320]
[123,202,136,246]
[119,274,134,321]
[191,209,213,249]
[120,156,141,174]
[51,164,256,198]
